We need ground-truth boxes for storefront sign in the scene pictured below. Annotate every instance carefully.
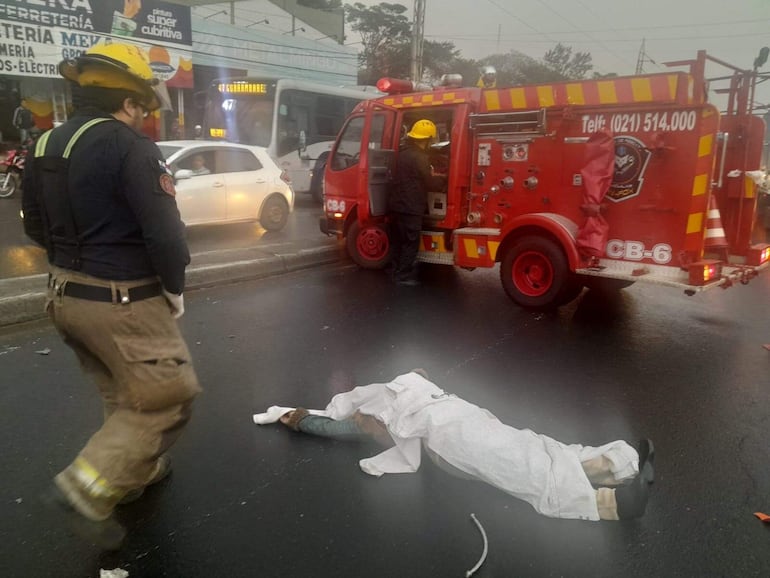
[0,0,193,86]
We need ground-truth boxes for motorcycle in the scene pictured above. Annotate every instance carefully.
[0,146,27,198]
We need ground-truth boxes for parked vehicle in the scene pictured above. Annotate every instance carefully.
[0,146,27,198]
[321,51,769,309]
[157,140,295,231]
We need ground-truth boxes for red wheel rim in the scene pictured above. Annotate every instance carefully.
[356,227,389,262]
[512,250,554,297]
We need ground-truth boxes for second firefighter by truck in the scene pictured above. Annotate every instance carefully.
[388,119,447,286]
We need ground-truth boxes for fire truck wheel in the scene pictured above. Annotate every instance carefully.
[500,236,572,310]
[346,220,391,269]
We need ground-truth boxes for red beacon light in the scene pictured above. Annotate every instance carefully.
[376,78,417,94]
[376,77,437,95]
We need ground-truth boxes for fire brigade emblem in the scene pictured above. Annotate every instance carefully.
[158,159,177,197]
[608,136,651,202]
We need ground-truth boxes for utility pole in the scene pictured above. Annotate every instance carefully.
[410,0,426,82]
[636,39,655,75]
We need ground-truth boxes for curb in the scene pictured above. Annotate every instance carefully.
[0,244,347,328]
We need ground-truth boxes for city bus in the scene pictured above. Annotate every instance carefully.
[202,77,380,201]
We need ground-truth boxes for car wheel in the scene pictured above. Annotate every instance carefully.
[260,195,289,231]
[500,235,573,310]
[346,220,391,269]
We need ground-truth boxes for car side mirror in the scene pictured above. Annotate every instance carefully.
[174,169,193,180]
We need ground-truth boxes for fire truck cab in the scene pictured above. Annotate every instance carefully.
[320,51,770,309]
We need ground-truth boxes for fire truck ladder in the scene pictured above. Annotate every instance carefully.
[469,109,547,138]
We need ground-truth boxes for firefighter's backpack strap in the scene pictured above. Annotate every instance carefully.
[34,117,114,269]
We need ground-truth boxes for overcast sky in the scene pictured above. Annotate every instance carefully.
[200,0,770,107]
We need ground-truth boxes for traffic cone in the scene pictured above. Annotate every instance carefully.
[704,195,729,259]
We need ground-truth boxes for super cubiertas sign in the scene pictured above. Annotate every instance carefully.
[0,0,192,86]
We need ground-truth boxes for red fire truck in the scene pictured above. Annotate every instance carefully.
[319,51,770,309]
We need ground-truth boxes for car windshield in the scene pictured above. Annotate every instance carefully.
[157,145,184,160]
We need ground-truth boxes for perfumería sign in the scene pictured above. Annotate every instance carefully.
[0,0,193,87]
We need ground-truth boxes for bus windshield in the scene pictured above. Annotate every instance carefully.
[202,77,377,196]
[205,80,276,146]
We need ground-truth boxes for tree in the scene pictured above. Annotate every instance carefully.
[385,39,467,83]
[345,2,411,84]
[479,51,559,86]
[543,43,593,80]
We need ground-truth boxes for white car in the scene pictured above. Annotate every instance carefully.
[157,140,295,231]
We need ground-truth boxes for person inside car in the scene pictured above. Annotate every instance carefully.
[190,154,210,176]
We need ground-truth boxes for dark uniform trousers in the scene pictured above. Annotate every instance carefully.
[46,265,201,519]
[390,212,424,280]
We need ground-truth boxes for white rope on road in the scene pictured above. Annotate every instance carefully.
[465,513,488,577]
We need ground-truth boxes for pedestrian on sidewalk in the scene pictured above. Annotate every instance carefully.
[13,99,35,144]
[22,43,201,549]
[388,119,446,286]
[254,370,654,521]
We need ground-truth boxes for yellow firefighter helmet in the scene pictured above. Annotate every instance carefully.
[59,43,162,111]
[407,119,437,140]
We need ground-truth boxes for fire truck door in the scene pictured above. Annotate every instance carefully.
[360,106,398,217]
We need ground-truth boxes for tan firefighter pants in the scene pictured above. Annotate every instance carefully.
[46,266,201,510]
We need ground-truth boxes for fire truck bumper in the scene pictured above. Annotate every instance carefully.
[319,215,342,237]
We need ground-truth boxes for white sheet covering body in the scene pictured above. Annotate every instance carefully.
[253,372,639,520]
[324,372,638,521]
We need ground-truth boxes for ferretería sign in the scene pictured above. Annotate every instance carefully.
[0,0,193,86]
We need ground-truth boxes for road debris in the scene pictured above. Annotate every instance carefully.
[100,569,129,578]
[465,513,488,577]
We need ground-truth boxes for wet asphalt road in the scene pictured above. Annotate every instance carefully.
[2,262,770,577]
[0,193,322,279]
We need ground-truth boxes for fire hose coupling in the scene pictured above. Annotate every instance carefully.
[467,211,482,224]
[523,176,538,190]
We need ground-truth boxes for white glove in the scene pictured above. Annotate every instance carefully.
[162,288,185,319]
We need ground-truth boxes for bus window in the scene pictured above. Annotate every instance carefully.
[277,90,311,157]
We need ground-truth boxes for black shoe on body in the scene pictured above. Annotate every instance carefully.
[42,484,126,550]
[637,439,655,483]
[615,461,654,520]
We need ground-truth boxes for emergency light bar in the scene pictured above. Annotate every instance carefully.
[376,78,432,94]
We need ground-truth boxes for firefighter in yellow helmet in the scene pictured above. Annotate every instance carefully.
[477,65,497,89]
[388,119,447,285]
[23,43,200,549]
